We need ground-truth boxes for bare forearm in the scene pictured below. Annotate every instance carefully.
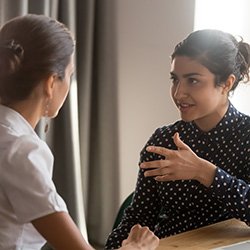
[32,212,93,250]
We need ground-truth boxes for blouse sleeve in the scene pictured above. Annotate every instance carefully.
[208,146,250,224]
[105,128,165,249]
[1,135,68,223]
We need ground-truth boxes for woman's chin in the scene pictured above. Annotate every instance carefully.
[180,115,194,122]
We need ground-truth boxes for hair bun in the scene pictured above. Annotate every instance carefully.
[238,41,250,66]
[0,39,24,78]
[0,39,24,58]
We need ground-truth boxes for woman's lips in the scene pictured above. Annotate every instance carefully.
[178,103,195,112]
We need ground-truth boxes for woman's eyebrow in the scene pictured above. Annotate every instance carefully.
[170,72,203,77]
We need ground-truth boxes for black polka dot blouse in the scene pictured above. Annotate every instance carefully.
[105,103,250,249]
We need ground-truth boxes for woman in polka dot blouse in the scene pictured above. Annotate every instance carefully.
[105,29,250,249]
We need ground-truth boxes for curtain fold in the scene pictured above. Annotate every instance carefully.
[0,0,120,248]
[86,0,120,246]
[76,0,96,211]
[0,0,27,21]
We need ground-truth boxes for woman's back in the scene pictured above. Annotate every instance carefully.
[0,104,67,249]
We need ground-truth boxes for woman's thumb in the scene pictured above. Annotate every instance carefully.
[173,132,190,150]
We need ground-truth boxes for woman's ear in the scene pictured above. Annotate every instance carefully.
[222,74,235,94]
[44,74,57,98]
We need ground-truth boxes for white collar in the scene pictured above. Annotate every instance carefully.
[0,104,37,137]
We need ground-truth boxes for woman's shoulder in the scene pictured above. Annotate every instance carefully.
[152,120,188,137]
[6,134,50,157]
[0,133,53,176]
[140,120,188,158]
[231,105,250,130]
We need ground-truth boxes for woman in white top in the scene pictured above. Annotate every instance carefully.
[0,14,159,250]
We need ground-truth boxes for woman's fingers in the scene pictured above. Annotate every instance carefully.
[144,166,171,177]
[140,159,168,169]
[123,224,159,250]
[144,133,191,159]
[145,145,171,157]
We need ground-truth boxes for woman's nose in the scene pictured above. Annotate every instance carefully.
[173,82,187,99]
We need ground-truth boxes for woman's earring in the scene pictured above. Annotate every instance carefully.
[44,100,50,133]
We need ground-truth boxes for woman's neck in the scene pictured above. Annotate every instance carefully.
[6,98,44,129]
[194,100,229,132]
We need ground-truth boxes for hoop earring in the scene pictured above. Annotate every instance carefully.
[44,100,50,133]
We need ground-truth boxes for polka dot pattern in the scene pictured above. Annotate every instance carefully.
[105,103,250,249]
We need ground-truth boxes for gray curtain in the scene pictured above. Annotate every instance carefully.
[0,0,120,248]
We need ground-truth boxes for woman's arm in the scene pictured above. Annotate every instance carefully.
[140,132,217,187]
[32,212,159,250]
[32,211,93,250]
[140,132,250,224]
[105,129,164,249]
[105,169,161,249]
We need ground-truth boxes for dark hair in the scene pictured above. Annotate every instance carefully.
[0,14,75,104]
[171,29,250,91]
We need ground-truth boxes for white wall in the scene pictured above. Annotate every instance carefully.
[116,0,196,203]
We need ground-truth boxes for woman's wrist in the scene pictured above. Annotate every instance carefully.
[195,158,217,187]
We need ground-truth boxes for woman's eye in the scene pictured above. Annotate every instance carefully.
[188,78,198,85]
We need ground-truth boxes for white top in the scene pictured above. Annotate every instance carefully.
[0,104,68,250]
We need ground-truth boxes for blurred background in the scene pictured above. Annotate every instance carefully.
[1,0,249,249]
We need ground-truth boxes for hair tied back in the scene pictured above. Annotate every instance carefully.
[0,39,24,58]
[0,39,24,79]
[238,40,250,66]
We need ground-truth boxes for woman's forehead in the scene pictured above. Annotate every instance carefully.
[171,56,212,76]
